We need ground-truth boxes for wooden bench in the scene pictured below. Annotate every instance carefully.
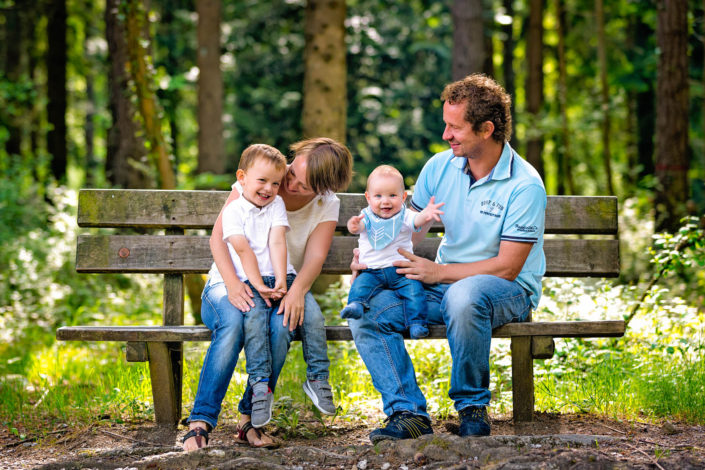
[57,189,625,426]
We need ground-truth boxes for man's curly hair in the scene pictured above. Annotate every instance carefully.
[440,74,512,144]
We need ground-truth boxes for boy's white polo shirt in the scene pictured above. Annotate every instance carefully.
[410,143,546,308]
[212,182,296,283]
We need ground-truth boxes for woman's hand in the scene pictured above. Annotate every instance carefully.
[350,248,368,281]
[278,285,305,331]
[225,279,255,312]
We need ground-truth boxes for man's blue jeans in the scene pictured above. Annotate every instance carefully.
[348,274,531,418]
[187,276,330,430]
[346,267,427,330]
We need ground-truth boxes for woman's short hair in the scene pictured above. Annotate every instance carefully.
[440,74,512,143]
[290,137,353,194]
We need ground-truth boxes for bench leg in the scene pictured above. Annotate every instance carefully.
[511,336,534,422]
[147,342,182,426]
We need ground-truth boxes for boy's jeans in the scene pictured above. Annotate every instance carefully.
[346,267,427,330]
[187,274,330,429]
[348,274,532,418]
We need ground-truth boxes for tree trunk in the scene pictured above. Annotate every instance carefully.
[525,0,544,179]
[452,0,485,80]
[502,0,516,146]
[196,0,225,175]
[47,0,67,182]
[3,2,24,158]
[632,15,656,183]
[105,0,151,189]
[555,0,574,195]
[655,0,689,232]
[302,0,347,143]
[123,0,176,189]
[595,0,614,195]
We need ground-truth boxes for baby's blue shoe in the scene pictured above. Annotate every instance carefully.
[340,301,364,320]
[410,324,429,339]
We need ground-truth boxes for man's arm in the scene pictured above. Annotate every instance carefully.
[394,240,533,284]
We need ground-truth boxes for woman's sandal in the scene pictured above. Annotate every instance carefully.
[182,426,209,450]
[234,421,280,449]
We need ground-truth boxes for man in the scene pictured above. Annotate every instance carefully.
[348,74,546,442]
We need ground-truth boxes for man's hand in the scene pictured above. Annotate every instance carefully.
[226,280,255,312]
[350,247,368,281]
[347,214,365,234]
[394,248,443,284]
[414,196,445,228]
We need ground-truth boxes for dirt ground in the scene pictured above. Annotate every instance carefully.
[1,412,704,469]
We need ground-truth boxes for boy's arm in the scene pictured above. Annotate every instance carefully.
[411,196,445,246]
[227,234,273,305]
[268,226,288,297]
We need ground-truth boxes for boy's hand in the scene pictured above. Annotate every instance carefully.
[271,279,287,301]
[252,283,276,307]
[347,214,365,234]
[225,279,255,312]
[414,196,445,228]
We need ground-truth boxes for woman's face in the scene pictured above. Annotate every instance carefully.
[284,155,316,197]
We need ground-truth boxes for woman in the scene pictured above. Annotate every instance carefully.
[182,137,353,450]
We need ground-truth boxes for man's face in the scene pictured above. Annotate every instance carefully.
[442,101,484,158]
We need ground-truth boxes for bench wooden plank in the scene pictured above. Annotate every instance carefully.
[77,189,617,234]
[76,235,620,277]
[56,320,625,342]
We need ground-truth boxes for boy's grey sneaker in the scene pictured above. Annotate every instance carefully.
[251,381,274,428]
[303,379,336,415]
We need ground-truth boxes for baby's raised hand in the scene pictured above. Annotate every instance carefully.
[415,196,445,227]
[347,214,365,234]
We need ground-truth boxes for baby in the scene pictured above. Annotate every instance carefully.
[340,165,443,338]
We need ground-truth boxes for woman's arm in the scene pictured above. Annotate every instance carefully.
[277,220,336,330]
[210,189,255,311]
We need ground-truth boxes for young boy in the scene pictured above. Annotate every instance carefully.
[341,165,444,338]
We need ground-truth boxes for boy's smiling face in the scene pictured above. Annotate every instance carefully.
[365,173,407,219]
[237,157,286,208]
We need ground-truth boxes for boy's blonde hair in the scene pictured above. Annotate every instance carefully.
[366,165,404,191]
[290,137,353,194]
[238,144,287,172]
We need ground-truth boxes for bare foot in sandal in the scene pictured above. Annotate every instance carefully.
[235,415,278,448]
[182,421,210,452]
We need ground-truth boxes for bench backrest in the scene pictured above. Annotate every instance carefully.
[76,189,619,277]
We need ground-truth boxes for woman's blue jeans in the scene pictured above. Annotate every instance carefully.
[187,278,330,430]
[348,274,531,418]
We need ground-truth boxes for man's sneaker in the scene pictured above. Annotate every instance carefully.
[303,379,336,415]
[459,406,490,437]
[369,411,433,444]
[340,301,364,320]
[251,381,274,428]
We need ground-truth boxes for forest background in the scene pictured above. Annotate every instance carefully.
[0,0,704,441]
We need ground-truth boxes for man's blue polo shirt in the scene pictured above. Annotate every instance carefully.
[410,143,546,308]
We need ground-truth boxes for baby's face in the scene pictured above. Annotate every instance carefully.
[237,157,286,208]
[365,174,407,219]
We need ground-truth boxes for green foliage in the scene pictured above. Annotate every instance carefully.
[650,217,705,299]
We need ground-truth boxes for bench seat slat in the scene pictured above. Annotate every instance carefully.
[76,235,620,277]
[57,321,625,342]
[78,190,617,235]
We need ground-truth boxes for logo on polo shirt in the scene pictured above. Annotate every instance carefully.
[515,223,538,233]
[479,199,504,218]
